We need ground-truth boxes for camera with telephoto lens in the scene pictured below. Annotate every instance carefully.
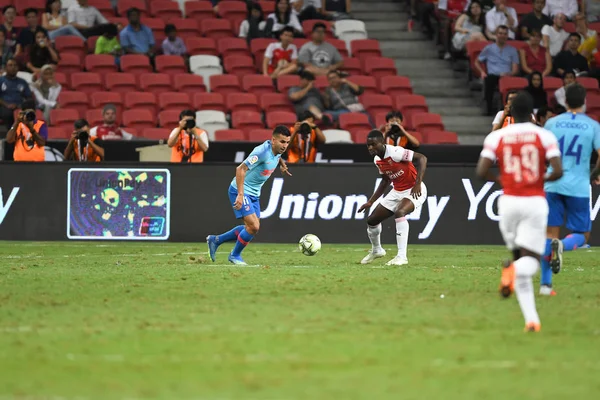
[388,123,403,141]
[77,130,89,143]
[184,119,196,130]
[23,110,36,122]
[298,122,312,137]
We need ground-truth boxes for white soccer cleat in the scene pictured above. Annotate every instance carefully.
[361,248,386,264]
[386,256,408,266]
[539,285,556,296]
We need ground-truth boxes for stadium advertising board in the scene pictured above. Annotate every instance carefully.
[0,163,598,245]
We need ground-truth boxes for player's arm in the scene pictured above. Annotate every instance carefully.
[279,157,292,176]
[358,174,391,213]
[475,157,499,183]
[411,152,427,198]
[545,156,563,182]
[233,162,249,210]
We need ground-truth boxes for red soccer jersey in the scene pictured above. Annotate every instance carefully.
[374,145,417,192]
[481,122,561,197]
[264,42,298,74]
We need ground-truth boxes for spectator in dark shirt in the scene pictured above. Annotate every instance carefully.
[16,9,48,58]
[324,0,352,20]
[520,0,553,40]
[553,33,589,77]
[0,59,33,128]
[0,5,19,54]
[525,71,548,111]
[288,70,330,123]
[323,69,369,123]
[25,28,60,74]
[119,8,155,56]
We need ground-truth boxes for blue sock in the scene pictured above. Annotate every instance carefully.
[216,225,244,244]
[540,238,552,286]
[562,233,586,251]
[231,228,254,257]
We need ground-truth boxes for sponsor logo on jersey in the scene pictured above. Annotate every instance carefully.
[248,155,259,165]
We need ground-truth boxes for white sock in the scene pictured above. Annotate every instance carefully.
[367,224,383,251]
[514,256,540,325]
[395,217,409,259]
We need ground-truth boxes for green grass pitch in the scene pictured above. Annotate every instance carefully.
[1,241,599,399]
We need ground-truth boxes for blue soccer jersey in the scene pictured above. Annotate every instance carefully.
[229,140,280,197]
[544,112,600,197]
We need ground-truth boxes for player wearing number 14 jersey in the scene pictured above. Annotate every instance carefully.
[476,92,563,332]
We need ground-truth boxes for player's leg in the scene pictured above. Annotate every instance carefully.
[562,196,591,251]
[207,187,248,261]
[361,204,393,264]
[228,213,260,265]
[540,192,565,294]
[498,195,518,298]
[387,183,428,266]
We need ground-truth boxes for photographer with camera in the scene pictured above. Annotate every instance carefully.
[288,110,326,163]
[64,119,104,162]
[6,99,47,161]
[167,109,209,163]
[381,111,420,149]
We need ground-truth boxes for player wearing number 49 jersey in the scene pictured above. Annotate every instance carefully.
[477,92,563,333]
[540,83,600,296]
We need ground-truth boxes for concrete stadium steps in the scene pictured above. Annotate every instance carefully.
[353,0,490,144]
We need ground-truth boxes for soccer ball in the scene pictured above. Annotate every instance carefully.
[299,234,321,256]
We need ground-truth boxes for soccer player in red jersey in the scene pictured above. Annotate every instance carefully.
[358,130,428,266]
[476,92,563,332]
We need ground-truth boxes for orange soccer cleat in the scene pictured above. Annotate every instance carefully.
[499,260,515,298]
[524,322,541,332]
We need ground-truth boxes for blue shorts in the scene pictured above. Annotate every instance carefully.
[228,186,261,219]
[546,192,591,233]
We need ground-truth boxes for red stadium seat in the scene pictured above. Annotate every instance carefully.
[380,76,413,97]
[578,77,600,94]
[248,129,273,142]
[250,38,277,55]
[90,92,124,114]
[13,16,27,29]
[543,76,562,97]
[361,94,393,120]
[226,92,260,113]
[260,93,294,113]
[425,131,459,144]
[185,1,215,23]
[85,109,104,127]
[302,19,334,38]
[54,36,86,60]
[232,111,265,133]
[47,127,69,139]
[120,55,152,74]
[350,129,371,144]
[54,72,69,89]
[150,0,182,21]
[105,73,137,93]
[139,73,173,95]
[158,92,192,111]
[201,19,233,40]
[89,0,116,17]
[57,53,82,74]
[185,37,218,56]
[498,76,528,99]
[511,3,532,17]
[218,37,250,58]
[143,128,170,140]
[168,18,200,39]
[266,111,296,128]
[87,36,100,53]
[210,74,241,95]
[122,109,156,131]
[258,1,275,14]
[217,1,247,20]
[277,74,301,93]
[85,54,118,74]
[339,113,372,132]
[214,129,246,141]
[50,109,79,131]
[351,39,382,60]
[193,92,226,112]
[347,75,378,94]
[223,55,256,77]
[363,57,397,80]
[144,17,166,35]
[394,95,428,129]
[341,57,362,75]
[329,38,349,58]
[174,74,207,95]
[155,55,188,75]
[16,0,45,15]
[412,113,445,134]
[242,74,275,95]
[466,41,490,78]
[313,75,329,90]
[158,110,182,127]
[587,93,600,115]
[124,92,158,114]
[117,0,148,17]
[70,73,103,95]
[57,91,89,118]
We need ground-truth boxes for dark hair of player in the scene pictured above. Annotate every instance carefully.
[312,22,327,32]
[565,83,586,109]
[298,110,315,121]
[179,109,195,120]
[273,125,291,137]
[509,92,534,123]
[74,119,89,130]
[385,111,403,122]
[367,129,385,141]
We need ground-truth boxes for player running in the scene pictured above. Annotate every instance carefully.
[358,129,428,266]
[476,92,563,332]
[206,126,292,265]
[540,83,600,296]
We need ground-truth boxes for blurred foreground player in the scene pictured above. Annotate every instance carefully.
[476,92,563,332]
[206,126,292,265]
[358,130,428,266]
[540,83,600,295]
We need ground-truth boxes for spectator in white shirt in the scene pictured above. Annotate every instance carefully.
[543,0,578,20]
[31,64,61,121]
[266,0,304,38]
[485,0,518,40]
[239,2,267,41]
[67,0,110,38]
[291,0,331,22]
[554,70,586,111]
[542,13,570,57]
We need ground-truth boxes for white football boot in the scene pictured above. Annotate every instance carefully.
[386,256,408,266]
[361,248,386,264]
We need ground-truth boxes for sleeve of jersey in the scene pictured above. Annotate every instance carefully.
[542,132,561,159]
[480,134,497,161]
[243,146,266,170]
[389,146,414,162]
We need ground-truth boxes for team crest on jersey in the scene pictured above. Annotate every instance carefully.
[248,155,259,165]
[387,159,394,165]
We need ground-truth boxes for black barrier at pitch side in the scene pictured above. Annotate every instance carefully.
[0,163,598,244]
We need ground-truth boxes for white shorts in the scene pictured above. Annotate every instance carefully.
[498,195,549,255]
[380,182,427,213]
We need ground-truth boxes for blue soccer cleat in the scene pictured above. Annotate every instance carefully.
[228,254,247,265]
[206,235,219,262]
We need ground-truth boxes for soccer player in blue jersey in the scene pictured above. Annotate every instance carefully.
[541,83,600,295]
[206,125,292,265]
